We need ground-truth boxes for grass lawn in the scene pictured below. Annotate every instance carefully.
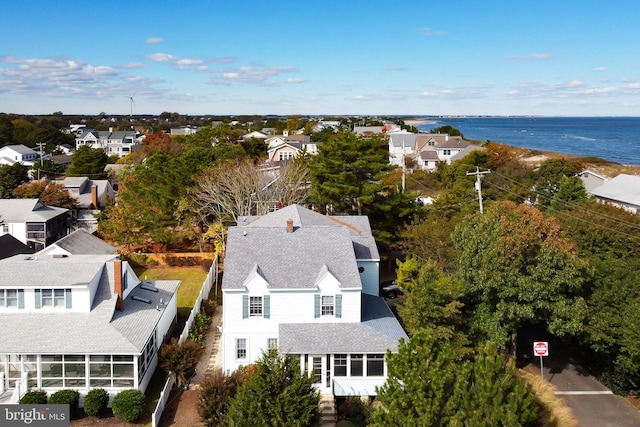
[134,266,209,320]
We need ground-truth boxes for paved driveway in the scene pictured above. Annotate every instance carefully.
[524,351,640,427]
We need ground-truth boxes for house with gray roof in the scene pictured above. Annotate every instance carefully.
[0,254,179,403]
[75,128,140,157]
[0,199,69,252]
[589,173,640,215]
[222,204,407,397]
[0,145,39,167]
[37,228,116,256]
[52,177,117,233]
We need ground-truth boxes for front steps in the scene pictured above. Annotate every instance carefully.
[320,394,336,426]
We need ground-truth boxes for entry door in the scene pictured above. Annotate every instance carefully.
[310,355,331,392]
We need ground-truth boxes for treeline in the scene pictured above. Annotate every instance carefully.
[396,143,640,396]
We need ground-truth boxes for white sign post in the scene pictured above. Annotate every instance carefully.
[533,341,549,379]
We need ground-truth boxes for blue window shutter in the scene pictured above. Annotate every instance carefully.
[242,295,248,319]
[34,289,41,309]
[264,295,270,319]
[65,289,72,309]
[314,294,320,318]
[18,289,24,309]
[336,294,342,318]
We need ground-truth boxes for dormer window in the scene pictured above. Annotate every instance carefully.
[321,296,334,316]
[250,296,263,317]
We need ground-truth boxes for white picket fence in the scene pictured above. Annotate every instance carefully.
[152,255,218,427]
[151,373,176,427]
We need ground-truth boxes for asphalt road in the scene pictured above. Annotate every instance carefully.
[524,350,640,427]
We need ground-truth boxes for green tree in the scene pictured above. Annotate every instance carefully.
[0,163,29,198]
[453,201,588,352]
[372,331,538,426]
[227,350,321,427]
[533,158,583,207]
[66,145,108,178]
[310,131,390,215]
[549,176,592,211]
[396,257,467,345]
[429,124,463,138]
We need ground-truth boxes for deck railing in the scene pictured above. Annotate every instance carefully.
[10,373,29,403]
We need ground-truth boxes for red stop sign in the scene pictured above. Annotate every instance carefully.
[533,341,549,356]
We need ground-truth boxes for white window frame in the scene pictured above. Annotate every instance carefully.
[249,296,263,317]
[321,295,334,316]
[236,338,247,360]
[267,338,278,350]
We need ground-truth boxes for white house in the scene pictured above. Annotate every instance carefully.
[221,205,407,397]
[589,174,640,215]
[0,254,180,403]
[0,199,69,251]
[75,129,140,157]
[0,145,39,167]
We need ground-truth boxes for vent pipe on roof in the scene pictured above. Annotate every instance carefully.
[286,218,294,233]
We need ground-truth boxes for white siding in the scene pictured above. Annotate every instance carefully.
[357,260,379,296]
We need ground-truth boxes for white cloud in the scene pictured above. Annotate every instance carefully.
[419,91,438,97]
[416,27,446,36]
[210,65,297,85]
[503,53,554,61]
[146,37,164,44]
[119,62,146,69]
[593,67,607,72]
[286,78,307,84]
[147,53,177,62]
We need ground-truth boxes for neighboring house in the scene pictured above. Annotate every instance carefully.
[57,144,76,155]
[242,130,268,140]
[170,126,201,136]
[51,154,73,172]
[354,124,400,136]
[53,177,116,232]
[0,234,34,260]
[265,134,320,163]
[75,128,140,157]
[0,199,69,252]
[388,132,419,166]
[37,229,116,257]
[578,169,608,192]
[0,145,38,167]
[222,205,408,397]
[0,254,180,401]
[589,174,640,215]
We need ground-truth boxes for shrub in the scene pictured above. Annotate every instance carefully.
[20,390,48,404]
[338,396,372,427]
[198,369,247,427]
[188,311,211,346]
[159,339,203,388]
[49,389,80,416]
[83,388,109,417]
[111,389,146,423]
[336,421,357,427]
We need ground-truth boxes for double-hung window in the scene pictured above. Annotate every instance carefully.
[314,294,342,318]
[36,289,72,309]
[242,295,270,319]
[321,296,334,316]
[0,289,24,308]
[236,338,247,359]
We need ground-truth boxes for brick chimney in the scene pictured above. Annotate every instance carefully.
[114,259,124,311]
[286,218,294,233]
[91,184,98,209]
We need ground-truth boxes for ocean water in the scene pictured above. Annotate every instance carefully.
[416,117,640,166]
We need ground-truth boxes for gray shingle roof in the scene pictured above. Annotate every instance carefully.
[239,205,379,261]
[0,256,180,354]
[279,294,408,353]
[40,229,116,255]
[0,199,68,223]
[590,174,640,207]
[223,226,362,290]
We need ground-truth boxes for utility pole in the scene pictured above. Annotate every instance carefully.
[466,167,491,214]
[401,140,406,193]
[36,142,46,181]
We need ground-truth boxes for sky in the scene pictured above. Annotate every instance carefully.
[1,0,639,117]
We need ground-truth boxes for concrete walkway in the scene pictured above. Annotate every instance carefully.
[192,304,223,385]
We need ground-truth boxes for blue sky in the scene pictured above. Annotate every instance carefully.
[2,0,639,116]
